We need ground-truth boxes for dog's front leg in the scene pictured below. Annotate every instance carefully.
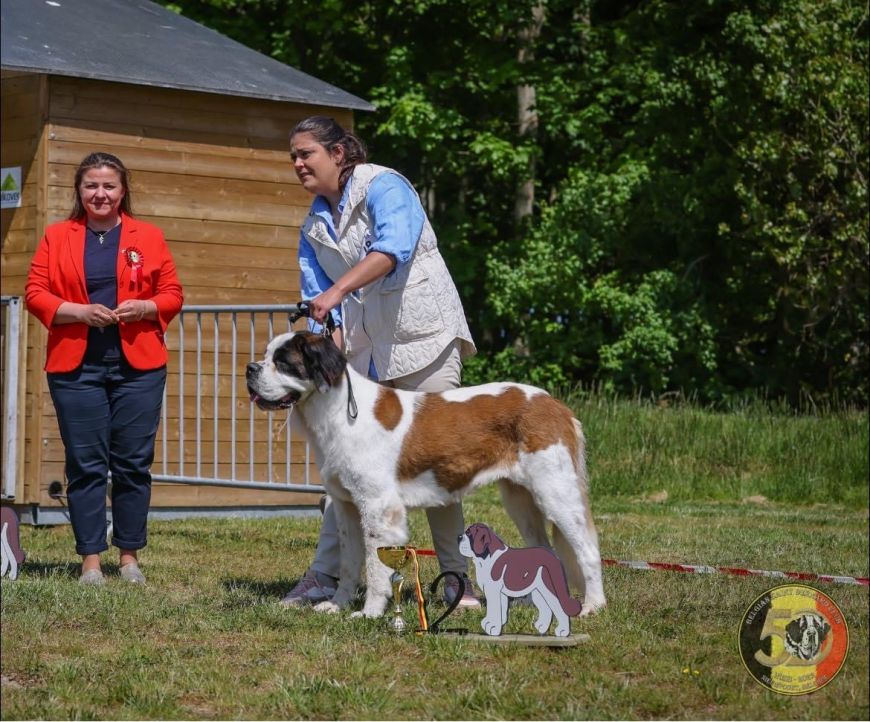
[480,587,507,636]
[313,497,363,613]
[354,496,409,619]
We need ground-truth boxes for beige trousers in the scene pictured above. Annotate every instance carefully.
[310,341,468,578]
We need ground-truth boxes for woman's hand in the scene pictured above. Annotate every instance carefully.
[114,299,157,323]
[308,252,397,324]
[74,304,120,327]
[309,287,344,324]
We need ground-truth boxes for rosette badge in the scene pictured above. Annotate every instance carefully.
[123,247,145,283]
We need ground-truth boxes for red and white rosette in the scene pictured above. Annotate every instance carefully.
[123,246,145,283]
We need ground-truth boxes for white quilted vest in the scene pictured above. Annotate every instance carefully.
[300,163,476,380]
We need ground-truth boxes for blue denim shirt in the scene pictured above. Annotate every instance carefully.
[299,171,425,332]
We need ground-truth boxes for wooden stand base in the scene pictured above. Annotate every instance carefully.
[459,633,590,647]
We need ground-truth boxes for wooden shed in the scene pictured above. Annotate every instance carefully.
[1,0,372,522]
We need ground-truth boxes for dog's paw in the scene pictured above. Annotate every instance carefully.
[313,600,341,614]
[553,623,571,637]
[534,618,551,635]
[578,598,606,617]
[359,598,388,618]
[482,618,503,636]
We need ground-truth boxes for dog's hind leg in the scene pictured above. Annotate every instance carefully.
[546,498,605,616]
[522,449,606,616]
[552,524,583,595]
[529,588,556,635]
[498,480,550,547]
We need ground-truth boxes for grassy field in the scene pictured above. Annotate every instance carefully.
[569,390,868,507]
[1,399,868,720]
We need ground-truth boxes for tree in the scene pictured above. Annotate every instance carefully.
[487,0,869,404]
[162,0,869,405]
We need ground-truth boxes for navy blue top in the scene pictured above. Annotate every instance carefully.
[83,224,122,362]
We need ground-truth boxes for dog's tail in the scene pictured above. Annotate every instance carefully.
[552,418,595,595]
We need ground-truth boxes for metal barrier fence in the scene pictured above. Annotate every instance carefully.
[1,296,22,500]
[0,300,324,506]
[156,304,322,493]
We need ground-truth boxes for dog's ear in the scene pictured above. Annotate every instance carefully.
[471,525,491,559]
[298,333,346,393]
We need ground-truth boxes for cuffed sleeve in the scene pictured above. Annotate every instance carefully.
[365,173,425,270]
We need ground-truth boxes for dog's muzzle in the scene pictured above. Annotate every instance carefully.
[245,362,300,411]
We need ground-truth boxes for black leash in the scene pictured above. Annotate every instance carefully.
[291,302,357,420]
[345,368,358,420]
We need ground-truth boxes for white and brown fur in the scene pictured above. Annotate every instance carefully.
[246,331,606,619]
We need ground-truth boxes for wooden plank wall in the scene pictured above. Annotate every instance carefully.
[0,70,47,505]
[4,73,354,510]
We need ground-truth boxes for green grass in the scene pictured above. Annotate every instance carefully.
[2,399,868,719]
[2,494,867,720]
[570,391,868,507]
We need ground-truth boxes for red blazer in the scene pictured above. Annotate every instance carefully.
[25,214,184,372]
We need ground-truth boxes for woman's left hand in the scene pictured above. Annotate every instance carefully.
[115,299,156,323]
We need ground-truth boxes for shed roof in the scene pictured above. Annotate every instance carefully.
[1,0,373,111]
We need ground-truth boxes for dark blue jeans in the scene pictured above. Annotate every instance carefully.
[47,360,166,555]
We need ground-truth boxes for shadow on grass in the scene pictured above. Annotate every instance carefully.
[220,576,298,600]
[15,560,79,579]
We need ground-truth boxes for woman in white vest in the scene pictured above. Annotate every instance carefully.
[281,116,479,609]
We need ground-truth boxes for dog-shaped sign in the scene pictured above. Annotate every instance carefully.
[459,523,581,637]
[1,507,25,581]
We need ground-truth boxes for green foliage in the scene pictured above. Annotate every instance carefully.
[159,0,868,405]
[491,0,869,403]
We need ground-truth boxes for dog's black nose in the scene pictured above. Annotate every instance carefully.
[245,362,260,380]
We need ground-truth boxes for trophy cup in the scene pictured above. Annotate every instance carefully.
[377,545,414,632]
[376,546,465,634]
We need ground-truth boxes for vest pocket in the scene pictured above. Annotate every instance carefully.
[382,277,444,341]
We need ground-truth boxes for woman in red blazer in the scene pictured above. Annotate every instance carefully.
[25,152,183,586]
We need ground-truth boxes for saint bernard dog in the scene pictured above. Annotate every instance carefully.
[784,613,831,661]
[246,331,606,619]
[459,523,582,636]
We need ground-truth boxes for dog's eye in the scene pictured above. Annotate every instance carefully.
[272,348,299,376]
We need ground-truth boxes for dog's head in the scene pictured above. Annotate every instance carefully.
[458,523,507,560]
[246,331,346,411]
[784,613,830,660]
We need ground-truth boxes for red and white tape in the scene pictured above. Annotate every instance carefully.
[601,559,869,586]
[412,548,868,586]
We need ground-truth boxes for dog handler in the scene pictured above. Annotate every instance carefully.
[282,116,479,609]
[25,152,183,585]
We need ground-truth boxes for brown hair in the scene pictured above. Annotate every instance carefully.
[290,116,367,191]
[68,152,133,220]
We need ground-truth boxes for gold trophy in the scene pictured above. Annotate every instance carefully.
[376,546,465,634]
[377,546,415,632]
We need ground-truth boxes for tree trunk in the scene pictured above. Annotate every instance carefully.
[514,2,546,227]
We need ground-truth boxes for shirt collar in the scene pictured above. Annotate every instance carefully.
[311,180,352,236]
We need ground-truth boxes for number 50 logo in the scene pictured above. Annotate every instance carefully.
[738,584,849,695]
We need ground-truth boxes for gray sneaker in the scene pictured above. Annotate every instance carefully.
[280,569,338,608]
[79,569,105,586]
[443,573,481,610]
[120,563,146,584]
